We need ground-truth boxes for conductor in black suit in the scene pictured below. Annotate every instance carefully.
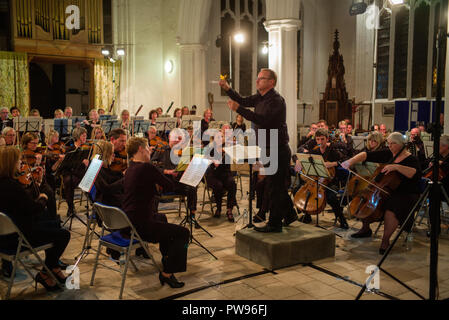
[219,68,297,232]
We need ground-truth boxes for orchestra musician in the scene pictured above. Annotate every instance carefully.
[205,130,237,222]
[2,127,16,146]
[425,135,449,196]
[120,109,131,131]
[61,127,90,216]
[149,110,158,126]
[297,123,318,151]
[54,109,64,119]
[295,129,349,229]
[361,131,385,153]
[232,114,247,132]
[181,106,190,116]
[173,108,182,128]
[64,107,73,119]
[1,107,12,131]
[407,127,427,169]
[201,109,215,146]
[220,68,298,232]
[333,121,355,158]
[151,128,199,219]
[10,106,20,118]
[44,130,65,192]
[379,124,388,139]
[122,137,189,288]
[98,108,106,116]
[156,107,163,117]
[91,126,107,141]
[83,109,101,138]
[0,146,70,291]
[109,128,128,173]
[147,126,167,152]
[342,132,422,254]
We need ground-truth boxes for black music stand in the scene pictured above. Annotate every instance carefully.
[296,153,337,227]
[56,148,91,230]
[102,120,120,137]
[132,120,150,136]
[54,119,70,138]
[178,156,217,260]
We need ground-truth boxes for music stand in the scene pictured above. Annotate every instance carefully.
[102,120,120,137]
[224,145,260,230]
[99,115,117,122]
[352,136,367,151]
[295,153,336,227]
[13,116,42,133]
[73,156,103,268]
[54,119,70,137]
[56,148,91,230]
[181,115,202,129]
[179,155,217,260]
[71,116,86,126]
[132,120,150,136]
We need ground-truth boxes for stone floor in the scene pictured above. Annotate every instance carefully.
[2,179,449,301]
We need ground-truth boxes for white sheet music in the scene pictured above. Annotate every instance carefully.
[179,155,211,187]
[78,157,103,193]
[223,145,261,163]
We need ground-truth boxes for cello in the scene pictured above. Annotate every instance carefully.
[293,151,336,215]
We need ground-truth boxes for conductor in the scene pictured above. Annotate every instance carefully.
[219,68,297,232]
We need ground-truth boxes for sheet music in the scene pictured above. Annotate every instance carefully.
[295,153,330,178]
[354,162,378,176]
[78,157,103,193]
[179,155,211,187]
[223,145,261,163]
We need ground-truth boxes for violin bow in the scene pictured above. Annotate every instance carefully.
[343,166,390,195]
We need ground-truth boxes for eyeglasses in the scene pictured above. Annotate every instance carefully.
[256,77,271,81]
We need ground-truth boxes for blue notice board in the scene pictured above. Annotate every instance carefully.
[432,101,445,122]
[394,101,410,132]
[410,101,431,128]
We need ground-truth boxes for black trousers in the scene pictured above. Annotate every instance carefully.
[63,174,82,211]
[255,174,270,214]
[135,213,190,274]
[206,173,237,210]
[267,144,297,227]
[325,188,343,218]
[173,180,197,212]
[2,225,70,270]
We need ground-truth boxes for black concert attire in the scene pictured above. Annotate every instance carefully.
[253,172,271,220]
[307,144,348,225]
[365,149,422,230]
[122,161,189,274]
[0,119,13,131]
[232,122,246,132]
[297,134,314,151]
[94,167,124,208]
[205,147,237,213]
[298,138,317,153]
[151,147,198,212]
[226,88,297,229]
[201,118,215,147]
[83,120,100,138]
[0,178,70,270]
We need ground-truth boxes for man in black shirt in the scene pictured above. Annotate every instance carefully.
[219,68,297,232]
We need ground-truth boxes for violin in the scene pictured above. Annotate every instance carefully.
[43,142,66,161]
[150,137,169,153]
[16,164,43,187]
[110,149,128,172]
[348,164,401,220]
[293,150,336,215]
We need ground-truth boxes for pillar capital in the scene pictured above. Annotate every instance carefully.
[264,19,302,32]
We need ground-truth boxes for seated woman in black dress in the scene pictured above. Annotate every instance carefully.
[122,137,189,288]
[0,146,70,291]
[205,130,237,222]
[342,132,422,254]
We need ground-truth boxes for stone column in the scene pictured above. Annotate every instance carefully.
[178,44,207,114]
[264,19,301,150]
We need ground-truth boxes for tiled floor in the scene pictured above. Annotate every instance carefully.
[2,181,449,301]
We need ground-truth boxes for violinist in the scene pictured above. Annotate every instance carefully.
[201,109,215,147]
[156,107,164,117]
[91,126,107,141]
[109,128,128,173]
[232,114,247,132]
[151,128,198,219]
[64,107,73,119]
[2,127,17,146]
[20,132,58,221]
[92,140,124,209]
[122,137,189,288]
[342,132,422,254]
[298,122,326,153]
[44,130,65,192]
[0,107,12,131]
[407,128,426,169]
[296,129,349,229]
[358,131,385,153]
[147,126,168,155]
[61,127,90,216]
[333,121,354,158]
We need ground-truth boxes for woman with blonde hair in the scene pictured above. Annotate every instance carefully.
[0,146,71,291]
[91,126,107,140]
[54,109,64,119]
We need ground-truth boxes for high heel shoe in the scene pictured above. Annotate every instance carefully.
[52,268,68,285]
[34,272,61,292]
[159,272,185,288]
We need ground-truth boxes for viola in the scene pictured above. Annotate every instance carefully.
[423,166,448,181]
[16,164,44,187]
[150,137,169,153]
[110,149,128,172]
[348,164,401,220]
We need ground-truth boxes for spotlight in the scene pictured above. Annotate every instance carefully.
[101,48,110,56]
[234,33,245,44]
[389,0,404,5]
[116,48,125,56]
[261,44,268,55]
[165,60,174,73]
[109,57,116,63]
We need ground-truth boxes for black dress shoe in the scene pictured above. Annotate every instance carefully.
[299,214,312,224]
[379,248,387,255]
[338,216,349,230]
[58,260,69,270]
[254,225,282,233]
[213,210,221,218]
[351,229,373,238]
[34,272,61,292]
[283,213,298,226]
[106,248,121,261]
[159,272,185,288]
